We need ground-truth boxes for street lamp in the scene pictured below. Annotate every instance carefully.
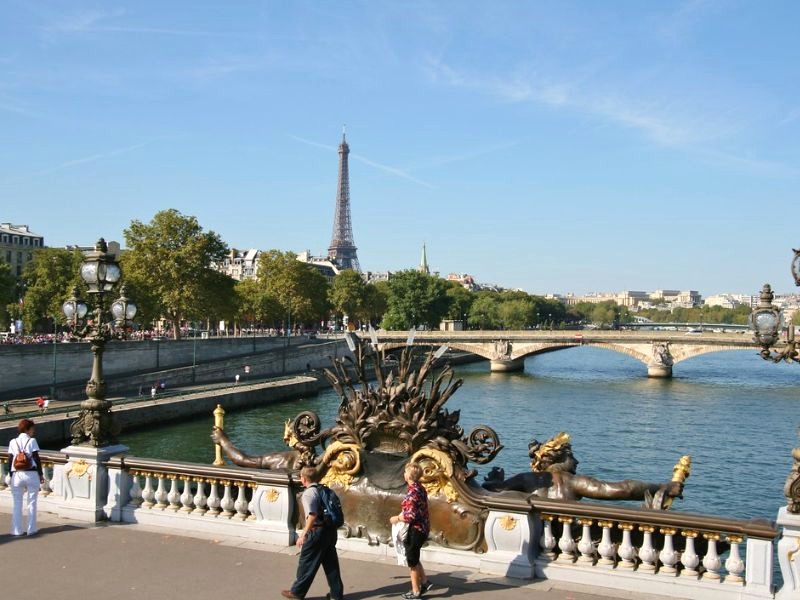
[62,238,137,446]
[751,283,797,363]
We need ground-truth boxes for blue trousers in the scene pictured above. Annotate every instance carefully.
[291,526,344,599]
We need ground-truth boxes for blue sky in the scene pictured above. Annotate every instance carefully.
[1,1,798,295]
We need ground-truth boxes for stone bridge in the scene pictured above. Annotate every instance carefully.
[376,330,762,377]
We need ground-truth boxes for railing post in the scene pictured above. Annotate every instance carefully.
[775,506,798,598]
[481,510,536,579]
[103,456,131,522]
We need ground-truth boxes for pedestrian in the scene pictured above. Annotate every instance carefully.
[235,373,240,385]
[159,380,166,391]
[8,418,44,536]
[2,401,10,415]
[390,464,434,599]
[43,398,50,412]
[36,396,45,413]
[282,466,344,600]
[151,385,157,398]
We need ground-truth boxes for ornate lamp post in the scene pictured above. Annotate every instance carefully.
[751,271,798,365]
[62,238,137,447]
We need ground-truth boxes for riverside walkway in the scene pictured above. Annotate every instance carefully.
[0,511,658,600]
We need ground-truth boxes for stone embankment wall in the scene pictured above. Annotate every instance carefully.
[0,336,339,398]
[0,375,326,447]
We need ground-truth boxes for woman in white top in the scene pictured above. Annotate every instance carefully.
[8,418,44,536]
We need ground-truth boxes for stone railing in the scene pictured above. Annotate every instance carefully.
[0,448,794,600]
[528,497,776,599]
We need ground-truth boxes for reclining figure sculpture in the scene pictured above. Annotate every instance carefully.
[482,431,688,508]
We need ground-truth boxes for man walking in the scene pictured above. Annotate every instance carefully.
[282,467,344,600]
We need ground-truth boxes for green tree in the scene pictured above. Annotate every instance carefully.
[123,209,229,339]
[257,250,331,328]
[236,278,283,329]
[445,282,473,323]
[381,270,450,330]
[469,294,501,329]
[18,248,85,332]
[361,280,389,327]
[329,270,368,327]
[499,298,533,330]
[0,259,16,330]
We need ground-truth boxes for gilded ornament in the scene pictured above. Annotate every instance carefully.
[319,441,362,488]
[69,459,90,478]
[409,448,459,502]
[266,488,280,503]
[498,515,517,531]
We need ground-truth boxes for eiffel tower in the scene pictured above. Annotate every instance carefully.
[327,128,360,272]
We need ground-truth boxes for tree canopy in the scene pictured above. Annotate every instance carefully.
[329,269,368,327]
[18,248,85,332]
[257,250,330,327]
[381,270,450,330]
[123,209,229,338]
[0,259,17,330]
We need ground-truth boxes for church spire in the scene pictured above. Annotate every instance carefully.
[419,243,430,275]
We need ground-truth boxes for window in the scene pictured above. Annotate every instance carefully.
[34,239,40,247]
[13,236,19,244]
[23,237,29,245]
[1,234,7,243]
[17,251,22,262]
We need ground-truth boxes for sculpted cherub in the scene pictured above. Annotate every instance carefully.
[210,419,315,470]
[483,432,685,506]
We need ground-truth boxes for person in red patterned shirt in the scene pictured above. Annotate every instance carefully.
[390,464,434,599]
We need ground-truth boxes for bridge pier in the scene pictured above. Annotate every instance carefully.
[647,365,673,378]
[490,358,525,373]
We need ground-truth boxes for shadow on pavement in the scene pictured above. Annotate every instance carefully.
[0,523,84,545]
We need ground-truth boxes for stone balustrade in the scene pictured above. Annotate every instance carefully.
[524,498,776,600]
[0,448,791,599]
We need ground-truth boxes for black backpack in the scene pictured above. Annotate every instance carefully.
[314,484,344,528]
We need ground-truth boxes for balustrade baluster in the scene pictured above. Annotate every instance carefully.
[167,476,181,511]
[617,523,637,569]
[680,530,700,578]
[141,473,156,508]
[724,535,745,583]
[40,463,53,496]
[597,521,617,567]
[0,459,7,490]
[192,478,208,515]
[246,483,257,521]
[702,532,722,580]
[539,515,557,560]
[127,471,143,507]
[206,479,221,516]
[556,516,577,563]
[179,476,194,512]
[577,518,595,563]
[233,481,249,520]
[154,474,168,509]
[638,525,657,572]
[659,528,679,575]
[219,480,235,518]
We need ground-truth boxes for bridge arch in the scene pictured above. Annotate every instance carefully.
[377,338,759,378]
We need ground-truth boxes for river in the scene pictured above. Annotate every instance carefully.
[121,347,800,522]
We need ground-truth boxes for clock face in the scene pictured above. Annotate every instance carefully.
[792,250,800,286]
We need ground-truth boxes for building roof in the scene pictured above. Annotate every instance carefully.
[0,223,43,238]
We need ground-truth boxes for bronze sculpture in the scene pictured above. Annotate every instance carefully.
[482,432,687,508]
[210,420,315,470]
[211,333,689,551]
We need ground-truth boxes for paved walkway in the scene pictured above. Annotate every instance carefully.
[0,510,660,600]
